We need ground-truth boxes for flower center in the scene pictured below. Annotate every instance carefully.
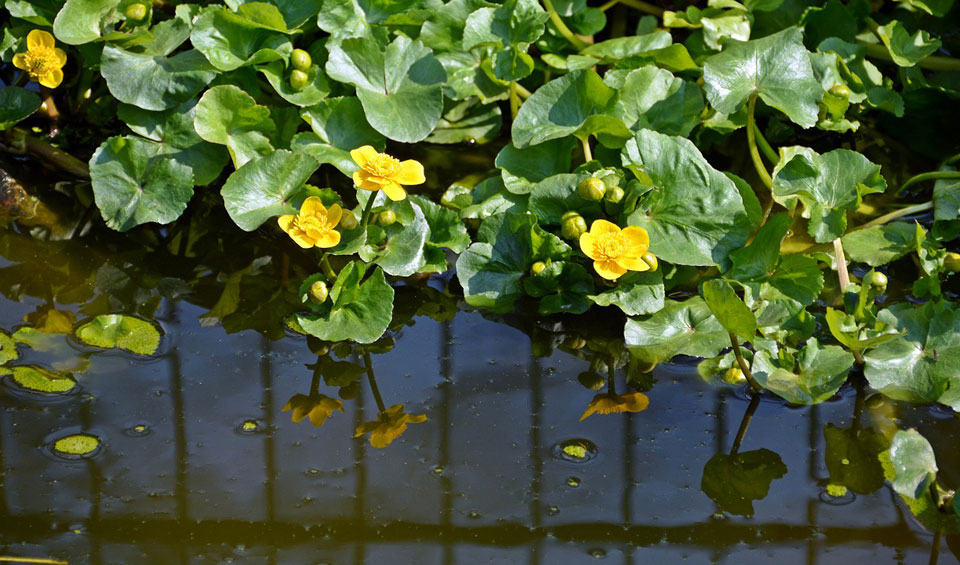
[298,212,329,234]
[366,154,401,177]
[594,232,627,262]
[23,48,59,79]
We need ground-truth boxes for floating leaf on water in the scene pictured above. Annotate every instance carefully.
[75,314,161,355]
[53,434,101,458]
[8,365,76,394]
[0,331,17,364]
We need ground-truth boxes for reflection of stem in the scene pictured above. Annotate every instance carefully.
[730,393,760,456]
[729,333,762,393]
[930,527,942,565]
[580,136,593,163]
[833,238,850,290]
[542,0,588,50]
[896,171,960,196]
[851,379,864,430]
[509,82,521,121]
[363,351,386,413]
[607,359,616,396]
[360,193,377,228]
[310,366,321,396]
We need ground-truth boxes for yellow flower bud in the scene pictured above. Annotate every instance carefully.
[377,209,397,226]
[290,69,309,91]
[309,280,329,304]
[723,366,745,384]
[561,214,587,240]
[604,185,625,204]
[577,177,606,201]
[944,252,960,273]
[339,209,358,230]
[291,49,312,71]
[828,84,850,100]
[530,261,547,275]
[124,3,148,20]
[641,252,658,272]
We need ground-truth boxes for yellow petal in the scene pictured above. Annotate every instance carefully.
[621,226,649,254]
[315,230,341,248]
[393,159,425,185]
[381,181,406,201]
[594,259,626,280]
[12,53,27,70]
[289,231,316,249]
[27,29,55,51]
[369,423,404,448]
[579,231,599,261]
[353,170,382,192]
[355,421,380,436]
[616,255,651,272]
[350,145,379,169]
[404,413,428,424]
[40,68,63,88]
[619,392,650,413]
[300,196,326,215]
[588,219,621,236]
[54,48,67,67]
[325,203,342,228]
[278,214,296,232]
[579,395,611,421]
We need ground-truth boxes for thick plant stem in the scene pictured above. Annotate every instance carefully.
[580,136,593,163]
[753,123,778,165]
[360,192,378,228]
[320,253,337,280]
[833,238,850,290]
[542,0,588,51]
[509,81,521,120]
[729,333,762,393]
[746,94,773,190]
[730,393,761,456]
[896,171,960,195]
[617,0,664,16]
[858,201,933,230]
[861,42,960,72]
[515,83,532,99]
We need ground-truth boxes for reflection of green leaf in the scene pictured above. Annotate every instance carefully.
[75,314,161,355]
[623,130,751,267]
[522,261,593,315]
[889,429,938,499]
[701,448,787,516]
[0,331,18,364]
[703,27,822,128]
[752,338,854,404]
[310,356,365,387]
[89,136,195,232]
[326,35,446,143]
[296,262,394,344]
[195,85,276,169]
[624,297,729,364]
[220,150,317,231]
[824,423,888,495]
[9,365,76,394]
[0,87,42,131]
[864,300,960,411]
[101,46,216,112]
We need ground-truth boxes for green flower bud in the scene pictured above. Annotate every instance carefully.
[561,214,587,240]
[291,49,312,71]
[944,252,960,273]
[641,252,658,272]
[290,69,309,91]
[577,371,606,391]
[339,209,358,230]
[338,381,360,400]
[377,209,397,226]
[563,336,587,350]
[577,177,606,201]
[828,84,850,100]
[561,210,581,222]
[867,271,888,289]
[604,185,625,204]
[530,261,547,275]
[722,366,745,384]
[124,3,148,20]
[309,280,329,304]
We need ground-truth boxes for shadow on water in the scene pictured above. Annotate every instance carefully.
[0,154,958,564]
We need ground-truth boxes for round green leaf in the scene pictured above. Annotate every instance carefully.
[190,5,293,71]
[588,270,664,316]
[889,429,938,499]
[752,338,854,404]
[295,262,394,344]
[258,60,331,107]
[75,314,161,355]
[624,297,730,364]
[495,138,576,195]
[195,85,276,169]
[53,0,121,45]
[9,365,76,394]
[101,45,217,112]
[0,87,42,131]
[220,150,318,231]
[702,278,756,342]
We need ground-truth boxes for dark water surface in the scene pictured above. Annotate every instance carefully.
[0,168,959,564]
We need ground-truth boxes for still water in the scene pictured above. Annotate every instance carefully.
[0,162,958,564]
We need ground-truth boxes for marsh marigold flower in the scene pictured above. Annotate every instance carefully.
[283,393,343,427]
[354,404,427,448]
[579,219,652,280]
[580,392,649,421]
[278,196,342,249]
[350,145,424,201]
[13,30,67,88]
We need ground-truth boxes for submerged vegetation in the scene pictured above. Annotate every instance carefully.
[2,0,960,558]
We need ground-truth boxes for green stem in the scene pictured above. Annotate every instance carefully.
[514,83,533,99]
[729,333,762,393]
[542,0,588,51]
[599,0,619,11]
[746,94,773,191]
[860,42,960,72]
[858,201,933,231]
[580,136,593,163]
[730,393,761,456]
[319,252,337,280]
[360,192,378,228]
[363,351,387,413]
[896,171,960,195]
[616,0,664,16]
[509,81,521,121]
[833,238,850,290]
[753,122,778,165]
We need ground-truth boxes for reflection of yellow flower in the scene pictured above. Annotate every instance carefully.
[278,196,342,249]
[579,392,649,421]
[350,146,425,202]
[354,404,427,448]
[13,30,67,88]
[282,393,343,427]
[579,220,652,280]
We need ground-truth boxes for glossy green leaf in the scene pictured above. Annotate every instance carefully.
[889,429,938,499]
[220,150,317,231]
[876,21,941,68]
[426,97,502,144]
[326,35,446,143]
[360,199,429,276]
[195,85,276,168]
[89,135,195,232]
[701,449,787,516]
[753,338,854,404]
[864,300,960,411]
[772,147,886,243]
[421,0,495,52]
[258,60,331,107]
[511,69,631,148]
[607,65,704,138]
[521,260,593,315]
[0,87,41,131]
[934,176,960,222]
[842,222,918,266]
[703,27,822,128]
[580,31,672,62]
[75,314,161,355]
[409,194,471,253]
[623,129,751,267]
[624,297,730,364]
[588,270,664,316]
[455,212,571,313]
[728,213,791,281]
[101,45,217,112]
[295,261,394,344]
[462,0,547,49]
[53,0,120,45]
[703,278,756,341]
[191,5,293,71]
[495,138,576,195]
[528,173,604,225]
[893,0,953,16]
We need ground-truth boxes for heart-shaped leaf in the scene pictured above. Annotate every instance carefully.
[220,150,318,231]
[195,85,276,168]
[191,5,293,71]
[888,429,938,499]
[53,0,120,45]
[624,297,730,364]
[0,87,41,130]
[752,338,854,404]
[295,261,394,344]
[101,45,217,112]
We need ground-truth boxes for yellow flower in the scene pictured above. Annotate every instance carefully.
[12,30,67,88]
[579,219,652,280]
[282,393,344,427]
[278,196,342,249]
[579,392,649,421]
[354,403,427,448]
[350,145,425,202]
